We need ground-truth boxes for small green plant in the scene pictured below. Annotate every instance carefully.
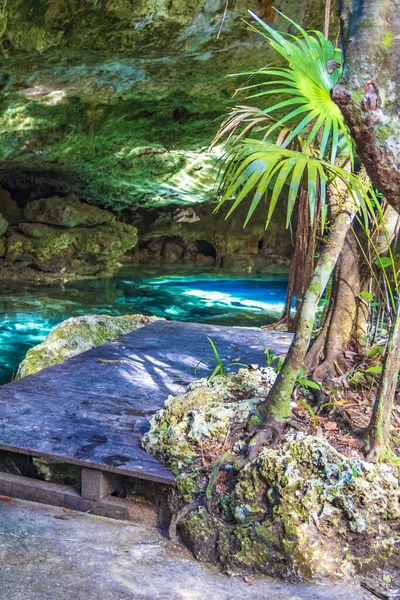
[296,368,321,390]
[195,337,248,381]
[258,338,284,371]
[297,398,317,429]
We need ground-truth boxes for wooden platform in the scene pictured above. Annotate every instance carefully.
[0,320,292,517]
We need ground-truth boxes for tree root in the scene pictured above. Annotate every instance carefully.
[168,422,286,542]
[204,424,283,506]
[168,495,205,542]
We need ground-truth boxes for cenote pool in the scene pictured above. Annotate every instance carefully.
[0,266,288,385]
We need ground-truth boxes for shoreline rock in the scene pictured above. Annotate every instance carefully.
[16,313,161,379]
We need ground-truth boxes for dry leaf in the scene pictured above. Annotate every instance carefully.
[324,421,338,431]
[0,496,12,502]
[98,359,122,364]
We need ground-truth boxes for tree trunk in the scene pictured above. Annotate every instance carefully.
[283,189,317,332]
[259,193,357,424]
[335,0,400,454]
[304,228,363,379]
[333,0,400,213]
[368,300,400,457]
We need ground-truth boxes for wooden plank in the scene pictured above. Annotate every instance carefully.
[0,471,158,523]
[0,321,292,487]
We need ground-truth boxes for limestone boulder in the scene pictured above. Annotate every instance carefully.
[17,313,161,379]
[24,195,116,227]
[5,221,138,275]
[143,370,400,580]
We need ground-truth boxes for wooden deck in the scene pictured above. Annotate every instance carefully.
[0,320,292,518]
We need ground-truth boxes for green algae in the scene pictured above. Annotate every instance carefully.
[0,0,329,209]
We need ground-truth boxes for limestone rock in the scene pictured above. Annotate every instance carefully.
[17,313,161,379]
[5,221,138,275]
[143,372,400,580]
[0,0,330,209]
[24,195,116,227]
[135,200,292,268]
[0,214,8,236]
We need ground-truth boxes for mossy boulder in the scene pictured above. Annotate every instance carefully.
[5,219,138,275]
[143,370,400,580]
[0,236,6,257]
[17,313,161,379]
[24,194,116,227]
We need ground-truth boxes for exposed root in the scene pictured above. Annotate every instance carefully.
[261,316,287,332]
[247,425,281,460]
[168,495,205,542]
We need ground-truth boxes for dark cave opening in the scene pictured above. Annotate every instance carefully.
[195,239,217,259]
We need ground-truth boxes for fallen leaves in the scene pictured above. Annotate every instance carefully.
[324,421,338,431]
[0,496,12,502]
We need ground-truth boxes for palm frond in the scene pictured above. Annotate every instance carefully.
[232,10,353,163]
[215,139,374,230]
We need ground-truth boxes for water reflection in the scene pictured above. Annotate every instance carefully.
[0,265,288,385]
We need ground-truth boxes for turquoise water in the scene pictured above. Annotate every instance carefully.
[0,266,288,385]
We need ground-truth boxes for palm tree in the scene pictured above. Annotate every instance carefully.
[213,11,376,438]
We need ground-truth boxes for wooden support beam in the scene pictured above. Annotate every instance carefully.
[0,471,158,525]
[81,468,121,502]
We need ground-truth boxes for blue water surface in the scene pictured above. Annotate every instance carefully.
[0,266,288,385]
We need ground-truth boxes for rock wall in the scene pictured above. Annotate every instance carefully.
[0,190,138,278]
[130,200,292,271]
[0,189,291,279]
[0,0,329,210]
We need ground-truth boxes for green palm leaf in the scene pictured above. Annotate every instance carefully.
[215,139,374,230]
[235,10,353,163]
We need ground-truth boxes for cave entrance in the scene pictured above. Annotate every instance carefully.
[195,240,216,260]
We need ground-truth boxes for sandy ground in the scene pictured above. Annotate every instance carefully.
[0,498,372,600]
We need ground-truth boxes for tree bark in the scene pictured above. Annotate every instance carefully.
[333,0,400,213]
[368,300,400,457]
[283,189,317,332]
[335,0,400,454]
[259,193,357,424]
[305,228,363,379]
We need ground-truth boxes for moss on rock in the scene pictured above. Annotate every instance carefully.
[17,313,161,378]
[24,194,116,227]
[0,214,8,236]
[0,0,330,209]
[143,371,400,580]
[5,195,138,275]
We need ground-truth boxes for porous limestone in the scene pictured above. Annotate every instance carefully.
[16,313,161,378]
[143,368,400,580]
